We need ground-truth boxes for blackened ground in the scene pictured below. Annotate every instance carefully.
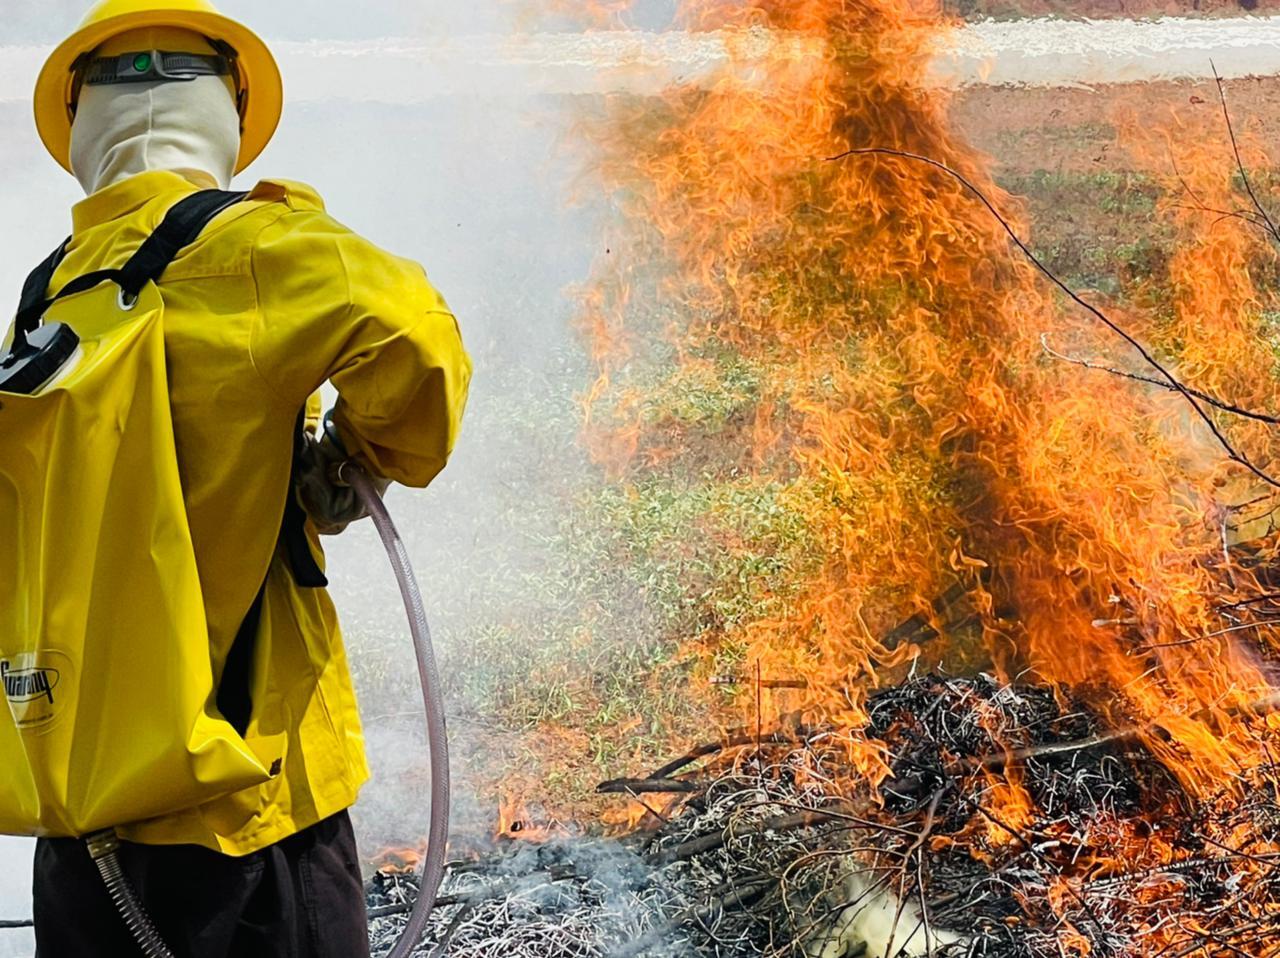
[364,674,1237,957]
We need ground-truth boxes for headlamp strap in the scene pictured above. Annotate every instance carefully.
[83,50,232,86]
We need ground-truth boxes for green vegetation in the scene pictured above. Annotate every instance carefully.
[345,354,823,824]
[999,170,1169,293]
[351,150,1280,835]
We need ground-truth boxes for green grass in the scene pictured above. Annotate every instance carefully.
[344,350,825,816]
[353,155,1280,833]
[997,170,1169,292]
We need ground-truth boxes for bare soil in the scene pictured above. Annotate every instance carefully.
[952,74,1280,174]
[951,0,1274,18]
[948,75,1280,305]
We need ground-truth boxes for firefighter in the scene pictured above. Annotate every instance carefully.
[21,1,471,954]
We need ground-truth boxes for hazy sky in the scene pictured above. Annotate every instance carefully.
[4,0,682,42]
[7,1,511,42]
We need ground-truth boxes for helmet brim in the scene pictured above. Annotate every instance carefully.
[35,9,282,177]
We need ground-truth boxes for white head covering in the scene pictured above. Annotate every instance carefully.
[69,28,242,196]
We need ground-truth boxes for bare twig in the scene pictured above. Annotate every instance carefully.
[829,146,1280,490]
[1212,62,1280,246]
[646,729,806,781]
[1040,333,1280,426]
[649,810,849,865]
[596,778,701,795]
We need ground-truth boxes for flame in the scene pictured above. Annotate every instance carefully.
[372,846,423,875]
[571,0,1280,808]
[599,793,686,835]
[497,794,567,843]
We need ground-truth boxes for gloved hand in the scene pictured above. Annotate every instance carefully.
[295,428,392,536]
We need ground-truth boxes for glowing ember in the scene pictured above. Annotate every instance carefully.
[372,846,424,875]
[497,795,567,843]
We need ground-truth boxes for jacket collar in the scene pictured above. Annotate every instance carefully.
[72,169,219,234]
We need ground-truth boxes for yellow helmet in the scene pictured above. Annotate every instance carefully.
[34,0,283,176]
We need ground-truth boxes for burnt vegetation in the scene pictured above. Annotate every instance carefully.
[369,672,1280,956]
[363,5,1280,956]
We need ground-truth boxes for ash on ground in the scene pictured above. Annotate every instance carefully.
[369,674,1280,957]
[367,757,866,957]
[368,838,658,957]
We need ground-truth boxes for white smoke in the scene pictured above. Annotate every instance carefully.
[2,2,1279,956]
[0,2,596,952]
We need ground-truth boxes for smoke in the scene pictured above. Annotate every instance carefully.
[0,0,604,942]
[808,875,964,958]
[284,96,602,851]
[2,3,1270,952]
[247,32,609,874]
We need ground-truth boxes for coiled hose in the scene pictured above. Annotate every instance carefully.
[84,468,451,958]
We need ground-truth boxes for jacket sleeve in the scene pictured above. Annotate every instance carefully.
[249,209,472,488]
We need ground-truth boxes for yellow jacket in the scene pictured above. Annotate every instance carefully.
[42,170,471,854]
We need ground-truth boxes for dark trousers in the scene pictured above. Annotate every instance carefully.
[33,811,371,958]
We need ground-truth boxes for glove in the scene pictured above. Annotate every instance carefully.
[295,426,392,536]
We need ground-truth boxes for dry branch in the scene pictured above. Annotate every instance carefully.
[596,778,703,796]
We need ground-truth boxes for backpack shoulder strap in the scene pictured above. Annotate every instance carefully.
[13,241,70,337]
[115,189,328,587]
[115,189,247,301]
[12,189,248,338]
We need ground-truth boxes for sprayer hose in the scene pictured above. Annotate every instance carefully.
[79,474,448,958]
[84,831,177,958]
[347,466,452,958]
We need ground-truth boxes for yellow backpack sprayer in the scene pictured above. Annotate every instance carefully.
[0,190,450,958]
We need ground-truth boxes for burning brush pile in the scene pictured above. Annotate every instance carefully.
[369,673,1280,956]
[376,0,1280,954]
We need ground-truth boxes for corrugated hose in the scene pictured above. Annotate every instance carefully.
[85,830,175,958]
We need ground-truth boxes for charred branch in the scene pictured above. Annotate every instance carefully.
[596,778,703,796]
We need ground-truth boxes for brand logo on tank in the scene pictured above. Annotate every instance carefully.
[1,651,71,729]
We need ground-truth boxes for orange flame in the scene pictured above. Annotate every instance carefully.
[497,794,567,843]
[372,846,423,875]
[571,0,1280,806]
